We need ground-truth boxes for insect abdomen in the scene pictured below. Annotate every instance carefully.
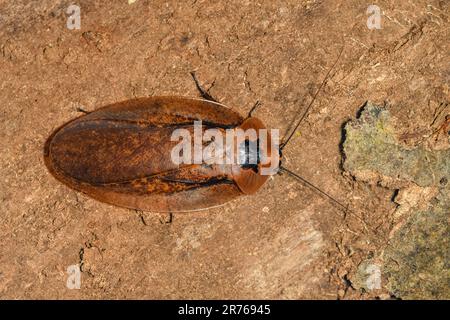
[44,97,244,212]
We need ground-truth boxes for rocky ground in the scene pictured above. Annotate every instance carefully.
[0,0,448,299]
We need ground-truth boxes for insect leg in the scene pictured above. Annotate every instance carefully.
[76,107,89,114]
[247,100,262,118]
[160,212,173,224]
[190,71,219,103]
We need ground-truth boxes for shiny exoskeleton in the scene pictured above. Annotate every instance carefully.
[44,96,277,212]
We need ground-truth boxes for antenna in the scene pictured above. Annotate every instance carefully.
[279,166,350,213]
[280,46,344,150]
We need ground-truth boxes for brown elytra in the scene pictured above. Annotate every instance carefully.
[44,96,277,212]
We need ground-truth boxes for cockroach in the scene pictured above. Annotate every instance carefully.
[44,50,349,213]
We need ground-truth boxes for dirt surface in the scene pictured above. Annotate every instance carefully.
[0,0,448,299]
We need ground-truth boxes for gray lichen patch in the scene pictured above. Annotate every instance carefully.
[343,102,450,299]
[343,102,450,188]
[383,192,449,299]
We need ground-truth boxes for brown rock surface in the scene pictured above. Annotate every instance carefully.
[0,0,448,299]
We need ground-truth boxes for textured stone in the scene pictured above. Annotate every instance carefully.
[383,196,449,299]
[343,103,449,299]
[343,103,450,189]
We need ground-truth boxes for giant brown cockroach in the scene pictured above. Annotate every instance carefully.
[44,50,349,213]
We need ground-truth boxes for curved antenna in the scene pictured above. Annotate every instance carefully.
[279,166,350,213]
[280,46,344,150]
